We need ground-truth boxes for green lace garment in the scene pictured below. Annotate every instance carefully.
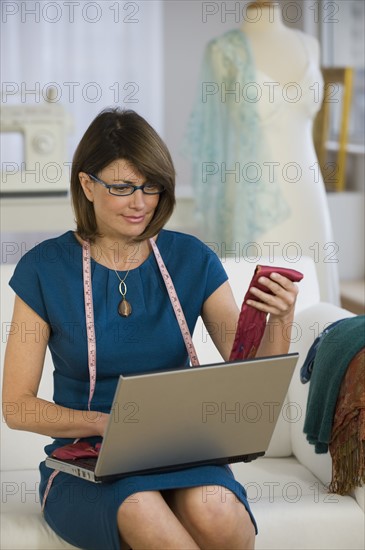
[184,29,290,246]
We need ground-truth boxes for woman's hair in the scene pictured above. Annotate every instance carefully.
[71,108,176,242]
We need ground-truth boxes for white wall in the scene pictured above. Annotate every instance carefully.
[162,0,240,195]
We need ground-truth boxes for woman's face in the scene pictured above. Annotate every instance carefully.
[79,159,160,242]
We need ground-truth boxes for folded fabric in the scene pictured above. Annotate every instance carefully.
[300,319,344,383]
[51,441,101,460]
[229,265,303,360]
[329,348,365,494]
[303,315,365,454]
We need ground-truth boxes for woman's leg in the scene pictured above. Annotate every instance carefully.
[164,485,256,549]
[117,490,199,549]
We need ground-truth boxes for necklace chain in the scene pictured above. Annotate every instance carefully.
[98,246,134,317]
[113,265,130,302]
[113,266,130,286]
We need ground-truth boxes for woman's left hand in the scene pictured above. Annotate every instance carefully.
[246,272,299,322]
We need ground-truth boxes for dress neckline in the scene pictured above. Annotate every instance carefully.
[70,230,164,274]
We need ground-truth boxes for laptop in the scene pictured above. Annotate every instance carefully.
[46,353,299,482]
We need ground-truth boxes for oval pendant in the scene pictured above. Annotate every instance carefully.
[118,299,132,317]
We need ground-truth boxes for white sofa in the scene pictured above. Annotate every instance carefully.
[1,256,364,550]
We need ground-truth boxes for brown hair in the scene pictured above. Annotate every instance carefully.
[71,108,176,242]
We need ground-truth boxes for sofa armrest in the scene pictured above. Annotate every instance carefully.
[288,302,356,486]
[353,486,365,513]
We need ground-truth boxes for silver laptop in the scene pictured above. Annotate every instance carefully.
[46,353,299,482]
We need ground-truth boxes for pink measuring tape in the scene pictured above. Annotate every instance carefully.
[42,236,200,510]
[82,240,97,409]
[42,240,98,510]
[149,238,200,367]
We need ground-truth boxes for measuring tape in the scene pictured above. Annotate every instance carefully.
[149,238,200,367]
[42,240,97,511]
[82,240,97,410]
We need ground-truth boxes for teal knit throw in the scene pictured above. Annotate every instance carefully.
[303,315,365,453]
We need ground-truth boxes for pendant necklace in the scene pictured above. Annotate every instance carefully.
[114,267,132,317]
[98,245,134,318]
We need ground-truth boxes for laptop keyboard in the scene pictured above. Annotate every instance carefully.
[70,457,98,471]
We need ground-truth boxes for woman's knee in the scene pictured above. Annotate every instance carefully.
[117,491,161,545]
[176,485,240,523]
[117,490,156,523]
[173,486,255,544]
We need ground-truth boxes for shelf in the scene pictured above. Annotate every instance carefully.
[326,141,365,155]
[340,279,365,315]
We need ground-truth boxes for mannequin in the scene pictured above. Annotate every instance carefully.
[241,1,340,304]
[243,1,308,83]
[185,0,340,304]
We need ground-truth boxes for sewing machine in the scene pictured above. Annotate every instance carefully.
[1,101,73,194]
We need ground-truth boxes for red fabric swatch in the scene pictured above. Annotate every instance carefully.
[229,265,304,361]
[51,441,101,460]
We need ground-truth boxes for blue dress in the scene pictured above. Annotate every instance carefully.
[10,229,257,549]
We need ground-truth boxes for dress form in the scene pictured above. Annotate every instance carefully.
[243,2,308,83]
[240,2,340,304]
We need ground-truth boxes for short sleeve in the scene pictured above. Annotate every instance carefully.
[158,231,228,320]
[201,244,228,303]
[9,246,50,324]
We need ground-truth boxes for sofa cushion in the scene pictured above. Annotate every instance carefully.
[2,458,363,550]
[232,457,365,550]
[253,495,364,550]
[1,470,78,550]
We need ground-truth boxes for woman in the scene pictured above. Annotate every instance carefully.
[3,108,298,549]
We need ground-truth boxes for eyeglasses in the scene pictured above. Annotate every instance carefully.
[88,174,165,197]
